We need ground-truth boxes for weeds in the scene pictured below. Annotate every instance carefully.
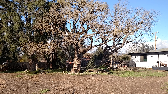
[40,89,50,93]
[69,68,168,77]
[2,67,167,78]
[16,75,22,77]
[110,70,167,77]
[45,69,64,73]
[161,82,168,92]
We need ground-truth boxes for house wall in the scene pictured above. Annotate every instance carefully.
[130,51,168,68]
[131,54,168,68]
[131,55,157,68]
[159,54,168,64]
[147,54,168,67]
[135,62,151,68]
[147,55,158,67]
[131,55,149,68]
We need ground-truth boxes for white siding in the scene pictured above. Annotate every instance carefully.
[136,62,151,68]
[131,55,149,68]
[159,54,168,64]
[147,55,158,67]
[130,52,168,68]
[132,55,158,68]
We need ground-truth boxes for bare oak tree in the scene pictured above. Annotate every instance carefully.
[61,0,109,72]
[98,1,158,66]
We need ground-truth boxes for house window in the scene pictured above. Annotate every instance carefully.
[144,55,147,61]
[140,55,147,62]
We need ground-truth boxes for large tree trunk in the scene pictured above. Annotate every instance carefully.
[29,54,38,71]
[110,55,113,68]
[71,50,81,73]
[51,50,57,69]
[71,57,81,73]
[29,60,36,71]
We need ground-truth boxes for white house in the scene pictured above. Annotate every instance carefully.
[128,48,168,68]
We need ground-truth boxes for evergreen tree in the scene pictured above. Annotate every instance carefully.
[0,0,24,63]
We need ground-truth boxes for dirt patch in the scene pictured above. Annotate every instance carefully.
[0,72,168,94]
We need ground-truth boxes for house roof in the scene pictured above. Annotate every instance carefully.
[149,48,168,52]
[128,48,168,55]
[128,52,147,55]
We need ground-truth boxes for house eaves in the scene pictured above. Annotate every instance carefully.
[128,52,147,56]
[149,48,168,52]
[128,48,168,56]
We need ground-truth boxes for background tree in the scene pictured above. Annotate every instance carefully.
[126,42,154,53]
[24,1,68,69]
[86,47,105,69]
[0,0,52,70]
[0,0,24,64]
[98,1,158,65]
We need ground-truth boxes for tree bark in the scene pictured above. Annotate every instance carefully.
[71,50,81,73]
